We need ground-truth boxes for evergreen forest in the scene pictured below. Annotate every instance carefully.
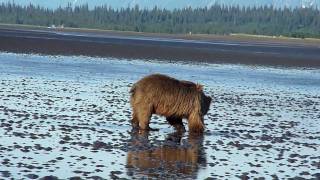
[0,3,319,38]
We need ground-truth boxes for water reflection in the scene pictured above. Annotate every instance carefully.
[126,131,207,179]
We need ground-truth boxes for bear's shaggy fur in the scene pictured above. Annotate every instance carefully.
[130,74,212,133]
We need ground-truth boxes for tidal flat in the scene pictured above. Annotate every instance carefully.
[0,52,319,179]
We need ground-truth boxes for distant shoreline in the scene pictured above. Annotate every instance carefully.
[0,24,320,68]
[1,23,320,47]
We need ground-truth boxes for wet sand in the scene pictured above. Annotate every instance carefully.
[0,53,319,179]
[0,26,320,68]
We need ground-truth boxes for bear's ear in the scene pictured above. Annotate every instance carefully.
[196,84,203,91]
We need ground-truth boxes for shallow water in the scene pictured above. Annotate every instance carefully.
[0,52,319,179]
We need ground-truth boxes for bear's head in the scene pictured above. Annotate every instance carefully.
[195,84,212,117]
[200,93,212,116]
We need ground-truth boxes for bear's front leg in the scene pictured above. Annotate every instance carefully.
[188,113,204,133]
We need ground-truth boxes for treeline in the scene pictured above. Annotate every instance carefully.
[1,3,320,38]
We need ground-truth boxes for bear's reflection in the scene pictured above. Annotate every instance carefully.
[126,131,206,179]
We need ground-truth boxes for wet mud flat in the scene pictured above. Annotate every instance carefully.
[0,53,320,179]
[1,27,320,68]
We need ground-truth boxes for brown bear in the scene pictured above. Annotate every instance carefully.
[130,74,212,133]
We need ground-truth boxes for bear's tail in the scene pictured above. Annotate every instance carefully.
[129,83,137,97]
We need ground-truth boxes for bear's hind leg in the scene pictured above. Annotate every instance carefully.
[131,110,139,129]
[166,116,185,132]
[137,105,158,131]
